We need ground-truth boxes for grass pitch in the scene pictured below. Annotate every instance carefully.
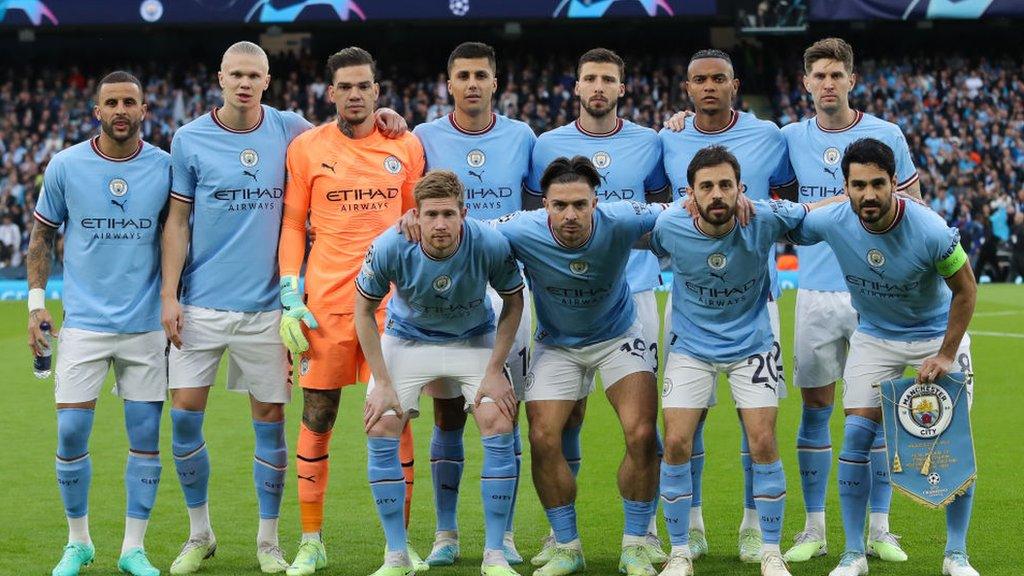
[1,286,1021,575]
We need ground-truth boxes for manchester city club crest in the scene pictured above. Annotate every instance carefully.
[384,155,403,174]
[707,252,727,270]
[299,357,310,375]
[239,148,259,167]
[432,275,452,293]
[823,146,841,165]
[867,248,886,268]
[662,377,673,398]
[878,373,975,508]
[591,151,611,169]
[108,178,128,197]
[569,260,588,275]
[467,149,486,168]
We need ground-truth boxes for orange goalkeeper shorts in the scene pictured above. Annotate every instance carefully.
[298,307,386,390]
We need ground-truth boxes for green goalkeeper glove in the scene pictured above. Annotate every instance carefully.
[279,275,318,355]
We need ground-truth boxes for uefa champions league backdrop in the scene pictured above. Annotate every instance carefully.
[0,0,717,26]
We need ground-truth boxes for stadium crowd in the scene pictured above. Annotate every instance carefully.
[2,50,1023,279]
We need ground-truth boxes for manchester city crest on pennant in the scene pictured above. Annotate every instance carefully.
[108,178,128,197]
[867,249,886,267]
[384,155,402,174]
[823,146,841,165]
[591,151,611,169]
[707,252,727,270]
[467,149,486,168]
[432,275,452,293]
[897,383,954,439]
[569,260,588,275]
[239,148,259,167]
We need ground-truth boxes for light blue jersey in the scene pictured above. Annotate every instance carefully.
[495,201,664,347]
[356,218,524,342]
[782,111,918,291]
[413,113,535,219]
[651,200,809,363]
[789,199,957,342]
[36,138,170,333]
[660,110,795,297]
[528,119,668,293]
[170,105,311,311]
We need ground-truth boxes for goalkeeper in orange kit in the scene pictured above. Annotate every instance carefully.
[277,46,426,576]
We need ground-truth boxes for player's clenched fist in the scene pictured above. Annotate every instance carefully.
[279,275,318,354]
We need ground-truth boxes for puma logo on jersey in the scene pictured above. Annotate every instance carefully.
[322,162,336,173]
[243,169,260,182]
[823,166,838,179]
[110,198,127,213]
[710,270,727,282]
[468,169,485,183]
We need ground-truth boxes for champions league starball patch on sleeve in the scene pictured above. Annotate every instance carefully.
[877,373,976,508]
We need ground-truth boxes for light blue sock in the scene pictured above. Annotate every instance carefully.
[505,423,523,533]
[56,409,95,519]
[171,408,210,509]
[796,405,833,514]
[691,421,705,509]
[623,498,650,537]
[253,420,287,520]
[660,461,692,546]
[430,426,464,532]
[544,504,579,544]
[945,484,974,554]
[562,425,582,478]
[368,436,406,552]
[869,429,891,514]
[838,416,877,554]
[752,460,786,545]
[124,401,162,520]
[481,433,516,550]
[740,426,755,510]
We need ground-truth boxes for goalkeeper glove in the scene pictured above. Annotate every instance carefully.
[279,275,318,355]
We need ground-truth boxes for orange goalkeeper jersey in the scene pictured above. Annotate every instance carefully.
[279,122,424,314]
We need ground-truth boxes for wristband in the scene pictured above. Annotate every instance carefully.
[28,288,45,311]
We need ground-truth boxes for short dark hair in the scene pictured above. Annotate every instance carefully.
[686,145,741,188]
[577,48,625,81]
[415,170,464,208]
[97,71,142,96]
[803,37,854,74]
[327,46,377,81]
[841,138,896,180]
[447,42,496,75]
[541,156,601,195]
[688,48,732,67]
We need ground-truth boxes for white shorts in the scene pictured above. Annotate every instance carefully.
[525,318,653,402]
[367,332,497,417]
[168,305,291,404]
[662,350,781,410]
[634,290,660,373]
[662,296,785,405]
[55,328,168,403]
[793,289,858,389]
[487,285,533,399]
[842,331,974,409]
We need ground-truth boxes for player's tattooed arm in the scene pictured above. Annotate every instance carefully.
[900,178,923,201]
[522,185,543,210]
[645,186,672,204]
[774,181,799,202]
[26,221,58,353]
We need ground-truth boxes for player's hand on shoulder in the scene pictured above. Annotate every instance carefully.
[663,110,694,132]
[375,108,408,138]
[27,307,57,356]
[476,369,516,421]
[917,354,954,384]
[364,381,402,432]
[161,295,184,349]
[396,208,420,243]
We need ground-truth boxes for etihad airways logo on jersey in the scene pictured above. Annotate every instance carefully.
[412,297,485,317]
[326,188,400,212]
[846,275,920,298]
[545,285,611,306]
[81,217,154,241]
[684,276,758,308]
[799,185,844,199]
[213,187,283,212]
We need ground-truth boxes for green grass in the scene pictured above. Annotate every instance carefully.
[1,286,1022,575]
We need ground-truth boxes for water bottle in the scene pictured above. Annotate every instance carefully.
[33,321,53,379]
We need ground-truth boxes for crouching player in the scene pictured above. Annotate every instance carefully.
[650,145,840,576]
[355,170,526,576]
[786,138,979,576]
